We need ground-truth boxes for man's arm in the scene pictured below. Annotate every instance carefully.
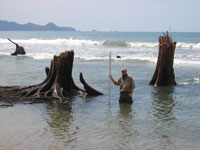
[109,75,119,85]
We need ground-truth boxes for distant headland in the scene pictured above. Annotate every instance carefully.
[0,20,76,31]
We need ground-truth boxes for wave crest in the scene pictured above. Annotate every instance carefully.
[1,38,200,50]
[179,77,200,85]
[102,41,128,47]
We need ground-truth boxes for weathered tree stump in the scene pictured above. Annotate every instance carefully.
[0,51,103,105]
[149,32,177,86]
[80,72,103,96]
[0,51,83,102]
[8,38,26,56]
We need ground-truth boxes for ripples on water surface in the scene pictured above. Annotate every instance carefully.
[0,32,200,150]
[0,58,199,150]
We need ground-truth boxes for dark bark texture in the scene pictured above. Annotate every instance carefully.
[80,72,103,96]
[149,32,177,86]
[0,51,103,105]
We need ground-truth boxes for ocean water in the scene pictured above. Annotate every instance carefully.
[0,31,200,150]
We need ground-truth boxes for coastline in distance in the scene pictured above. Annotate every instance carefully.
[0,20,76,31]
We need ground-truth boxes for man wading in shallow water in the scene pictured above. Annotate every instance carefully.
[109,68,135,104]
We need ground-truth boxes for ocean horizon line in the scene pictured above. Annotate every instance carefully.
[1,30,200,33]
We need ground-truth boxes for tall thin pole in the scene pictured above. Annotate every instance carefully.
[109,52,111,104]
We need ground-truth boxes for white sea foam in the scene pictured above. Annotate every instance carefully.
[1,38,200,65]
[1,38,200,50]
[179,77,200,85]
[1,50,200,66]
[174,59,200,65]
[26,53,54,60]
[0,38,103,46]
[179,82,189,85]
[175,42,200,50]
[0,52,10,56]
[128,42,158,48]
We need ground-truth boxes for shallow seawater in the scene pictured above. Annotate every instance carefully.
[0,55,200,150]
[1,31,200,150]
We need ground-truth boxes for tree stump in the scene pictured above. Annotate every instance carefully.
[149,32,177,86]
[0,51,84,103]
[0,50,103,104]
[8,38,26,56]
[18,51,84,99]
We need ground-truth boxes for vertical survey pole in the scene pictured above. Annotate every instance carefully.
[109,52,111,104]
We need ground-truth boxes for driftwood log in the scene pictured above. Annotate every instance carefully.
[8,38,26,56]
[149,32,177,86]
[0,51,103,105]
[80,72,103,96]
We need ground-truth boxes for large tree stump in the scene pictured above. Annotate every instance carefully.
[0,50,103,105]
[8,38,26,56]
[149,32,177,86]
[0,51,84,103]
[17,51,84,99]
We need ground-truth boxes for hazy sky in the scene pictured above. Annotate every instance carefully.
[0,0,200,32]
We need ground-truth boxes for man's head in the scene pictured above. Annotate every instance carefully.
[121,68,127,75]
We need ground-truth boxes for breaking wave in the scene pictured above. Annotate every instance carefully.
[1,52,200,66]
[0,38,103,46]
[1,38,200,50]
[102,41,129,47]
[179,77,200,85]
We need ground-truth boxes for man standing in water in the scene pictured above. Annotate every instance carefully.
[109,68,135,104]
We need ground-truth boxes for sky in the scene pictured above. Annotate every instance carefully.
[0,0,200,32]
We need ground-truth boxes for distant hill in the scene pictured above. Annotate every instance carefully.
[0,20,76,31]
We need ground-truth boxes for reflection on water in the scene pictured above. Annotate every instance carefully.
[45,103,78,147]
[152,86,176,121]
[119,103,134,121]
[152,86,177,150]
[116,103,139,149]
